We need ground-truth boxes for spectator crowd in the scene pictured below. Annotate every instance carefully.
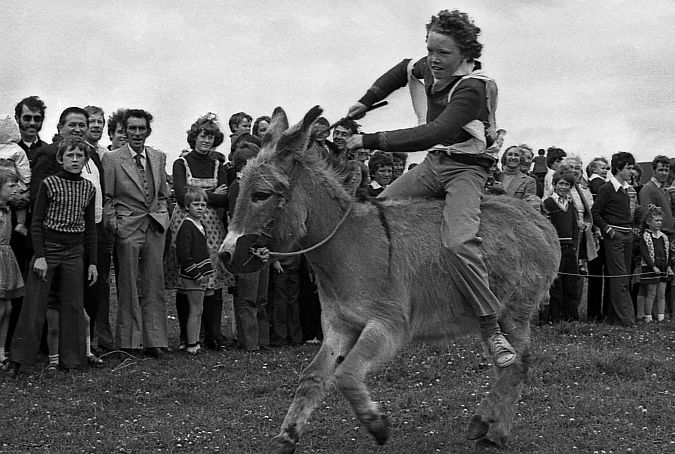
[0,95,671,377]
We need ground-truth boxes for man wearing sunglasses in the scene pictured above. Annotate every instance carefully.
[6,96,49,356]
[14,96,48,162]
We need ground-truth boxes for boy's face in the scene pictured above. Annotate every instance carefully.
[58,147,88,174]
[593,160,609,179]
[187,199,207,219]
[0,180,18,202]
[236,118,251,135]
[554,179,571,198]
[647,214,663,232]
[373,165,392,187]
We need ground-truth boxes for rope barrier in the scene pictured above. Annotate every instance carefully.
[558,270,672,279]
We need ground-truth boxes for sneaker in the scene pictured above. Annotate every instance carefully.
[44,363,58,377]
[5,361,20,378]
[486,333,516,368]
[87,354,104,367]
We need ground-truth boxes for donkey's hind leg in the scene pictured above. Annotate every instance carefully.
[334,320,406,446]
[467,310,533,448]
[269,325,357,454]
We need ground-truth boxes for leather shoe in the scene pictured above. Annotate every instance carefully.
[144,347,164,359]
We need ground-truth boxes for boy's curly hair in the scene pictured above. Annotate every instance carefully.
[426,10,482,60]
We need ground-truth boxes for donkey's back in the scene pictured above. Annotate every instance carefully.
[318,193,560,343]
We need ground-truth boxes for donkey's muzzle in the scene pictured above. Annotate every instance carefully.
[225,234,267,274]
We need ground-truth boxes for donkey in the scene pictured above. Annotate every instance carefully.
[219,106,561,453]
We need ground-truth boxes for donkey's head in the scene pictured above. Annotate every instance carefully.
[219,106,324,273]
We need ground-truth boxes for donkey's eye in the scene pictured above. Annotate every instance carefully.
[251,191,272,202]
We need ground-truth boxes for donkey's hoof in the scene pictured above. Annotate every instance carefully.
[365,413,390,445]
[268,434,296,454]
[477,433,507,449]
[465,414,489,440]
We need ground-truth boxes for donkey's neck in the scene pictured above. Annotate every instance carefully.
[300,185,381,297]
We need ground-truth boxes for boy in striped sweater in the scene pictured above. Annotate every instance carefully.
[6,137,97,376]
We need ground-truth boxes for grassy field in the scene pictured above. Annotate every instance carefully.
[1,295,674,454]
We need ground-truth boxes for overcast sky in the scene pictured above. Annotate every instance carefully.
[2,0,673,169]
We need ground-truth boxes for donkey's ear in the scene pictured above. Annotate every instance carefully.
[275,106,323,161]
[261,107,289,151]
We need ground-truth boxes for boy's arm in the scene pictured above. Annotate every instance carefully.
[30,182,49,258]
[591,185,610,234]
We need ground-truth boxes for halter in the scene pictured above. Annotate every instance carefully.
[228,102,387,274]
[228,158,353,274]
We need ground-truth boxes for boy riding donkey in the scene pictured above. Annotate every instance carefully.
[346,9,514,367]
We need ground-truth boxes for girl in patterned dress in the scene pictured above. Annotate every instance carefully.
[636,205,672,322]
[0,169,25,365]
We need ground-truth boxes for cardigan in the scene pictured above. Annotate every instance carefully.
[542,196,580,246]
[175,218,213,280]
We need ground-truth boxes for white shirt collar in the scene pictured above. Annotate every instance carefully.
[589,174,605,181]
[609,174,630,192]
[128,143,146,160]
[650,177,664,188]
[370,180,384,190]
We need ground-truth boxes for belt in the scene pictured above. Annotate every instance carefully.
[429,150,494,171]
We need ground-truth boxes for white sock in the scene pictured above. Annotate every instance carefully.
[48,354,59,365]
[657,314,665,321]
[85,335,92,357]
[644,315,653,322]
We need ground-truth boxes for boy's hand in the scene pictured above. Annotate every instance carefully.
[653,266,661,274]
[88,265,98,286]
[33,257,48,280]
[272,261,284,273]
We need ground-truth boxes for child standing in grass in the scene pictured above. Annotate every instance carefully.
[542,170,580,322]
[176,187,214,355]
[0,169,24,366]
[6,137,97,376]
[635,205,672,322]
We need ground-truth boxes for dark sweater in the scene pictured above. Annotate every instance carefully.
[17,137,48,164]
[638,180,674,235]
[175,218,213,280]
[591,180,632,233]
[31,170,96,263]
[172,151,228,209]
[543,197,580,245]
[359,57,488,152]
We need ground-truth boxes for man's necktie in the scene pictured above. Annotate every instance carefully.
[134,153,150,202]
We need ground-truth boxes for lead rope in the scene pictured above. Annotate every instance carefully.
[251,165,360,259]
[261,203,353,258]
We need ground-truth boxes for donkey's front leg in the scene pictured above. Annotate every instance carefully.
[269,326,357,454]
[334,320,406,447]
